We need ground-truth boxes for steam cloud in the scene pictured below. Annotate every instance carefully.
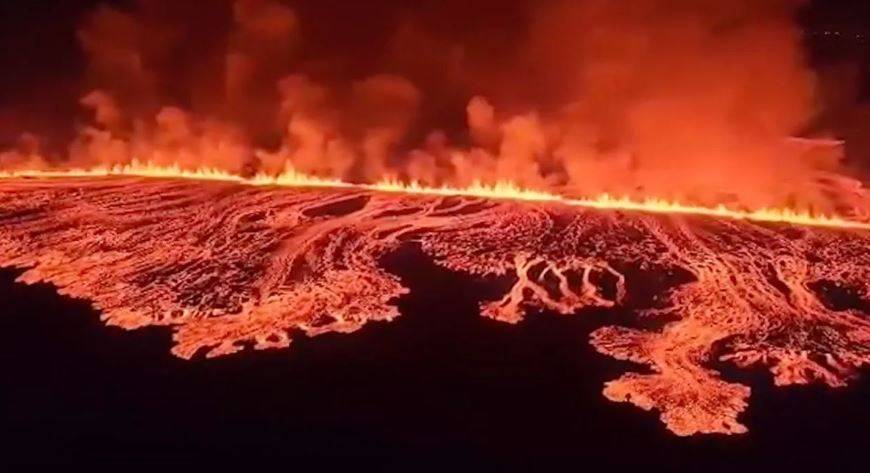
[1,0,864,209]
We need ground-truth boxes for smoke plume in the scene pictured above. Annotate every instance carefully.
[2,0,863,209]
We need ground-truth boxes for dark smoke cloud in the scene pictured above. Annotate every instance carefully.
[2,0,865,210]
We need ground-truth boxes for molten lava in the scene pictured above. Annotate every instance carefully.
[2,0,869,443]
[0,171,868,437]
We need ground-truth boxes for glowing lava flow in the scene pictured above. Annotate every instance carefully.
[0,170,868,437]
[1,160,867,230]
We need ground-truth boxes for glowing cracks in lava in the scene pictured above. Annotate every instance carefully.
[0,174,868,437]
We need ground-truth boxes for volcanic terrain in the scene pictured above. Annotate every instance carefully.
[0,175,868,436]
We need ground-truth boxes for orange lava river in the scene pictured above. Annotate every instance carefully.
[0,169,868,436]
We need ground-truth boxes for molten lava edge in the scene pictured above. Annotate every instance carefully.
[0,174,868,437]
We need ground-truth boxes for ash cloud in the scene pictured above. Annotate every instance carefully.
[2,0,864,209]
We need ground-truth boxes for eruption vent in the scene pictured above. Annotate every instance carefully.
[0,175,868,437]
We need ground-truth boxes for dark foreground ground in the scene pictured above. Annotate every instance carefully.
[1,244,867,469]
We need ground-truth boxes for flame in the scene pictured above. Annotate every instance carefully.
[1,159,868,230]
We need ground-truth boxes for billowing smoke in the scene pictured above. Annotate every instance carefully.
[0,0,862,209]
